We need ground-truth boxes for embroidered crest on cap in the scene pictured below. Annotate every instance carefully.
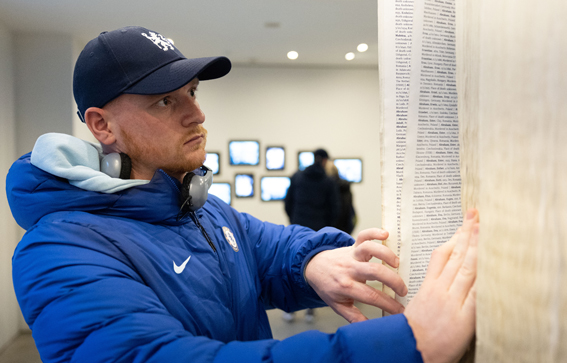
[222,227,239,252]
[141,31,174,51]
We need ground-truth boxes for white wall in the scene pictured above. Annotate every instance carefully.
[0,21,20,351]
[13,32,75,156]
[198,65,382,235]
[1,31,78,351]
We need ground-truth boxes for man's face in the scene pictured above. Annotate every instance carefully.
[105,78,207,181]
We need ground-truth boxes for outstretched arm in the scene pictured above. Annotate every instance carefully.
[304,208,479,363]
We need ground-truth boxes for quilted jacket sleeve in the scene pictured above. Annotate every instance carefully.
[237,212,353,312]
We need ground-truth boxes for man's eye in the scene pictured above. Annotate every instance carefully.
[157,97,170,107]
[190,89,197,97]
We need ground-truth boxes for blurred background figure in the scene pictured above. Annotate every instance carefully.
[325,161,356,235]
[284,148,341,323]
[285,148,340,231]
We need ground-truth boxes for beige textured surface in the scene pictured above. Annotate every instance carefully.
[458,0,567,361]
[456,0,479,213]
[456,1,479,361]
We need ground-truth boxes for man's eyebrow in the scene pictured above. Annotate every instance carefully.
[147,92,169,100]
[144,80,199,101]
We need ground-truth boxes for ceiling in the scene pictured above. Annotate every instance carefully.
[0,0,379,68]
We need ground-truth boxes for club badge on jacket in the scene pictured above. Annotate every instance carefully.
[222,227,239,252]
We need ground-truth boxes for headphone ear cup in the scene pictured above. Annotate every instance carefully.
[188,176,210,211]
[180,166,212,213]
[100,152,132,179]
[202,166,213,189]
[181,172,194,205]
[118,153,132,179]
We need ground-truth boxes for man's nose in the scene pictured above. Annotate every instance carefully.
[181,98,205,127]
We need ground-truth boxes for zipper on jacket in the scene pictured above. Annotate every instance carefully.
[160,171,217,253]
[190,211,217,253]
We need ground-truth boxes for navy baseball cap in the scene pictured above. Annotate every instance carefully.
[73,26,231,122]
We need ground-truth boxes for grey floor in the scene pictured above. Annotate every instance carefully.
[0,305,382,362]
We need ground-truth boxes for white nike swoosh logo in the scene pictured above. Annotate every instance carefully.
[173,256,191,274]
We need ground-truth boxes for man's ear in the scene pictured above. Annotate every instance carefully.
[84,107,116,146]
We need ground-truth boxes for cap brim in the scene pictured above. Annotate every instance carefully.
[124,56,231,95]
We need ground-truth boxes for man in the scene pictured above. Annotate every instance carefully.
[6,26,478,363]
[285,148,340,232]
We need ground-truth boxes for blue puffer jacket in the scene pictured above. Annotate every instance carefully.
[6,134,422,363]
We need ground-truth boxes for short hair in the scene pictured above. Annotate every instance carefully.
[313,149,329,163]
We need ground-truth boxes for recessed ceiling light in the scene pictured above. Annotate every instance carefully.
[167,38,175,45]
[345,52,355,61]
[287,51,299,60]
[357,43,368,52]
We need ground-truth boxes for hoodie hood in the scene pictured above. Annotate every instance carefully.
[31,133,150,193]
[6,133,186,230]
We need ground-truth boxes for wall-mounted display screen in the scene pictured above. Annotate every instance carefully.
[260,177,291,201]
[334,158,363,183]
[204,152,220,174]
[266,146,285,170]
[298,151,314,170]
[234,174,254,198]
[229,141,260,166]
[208,182,231,205]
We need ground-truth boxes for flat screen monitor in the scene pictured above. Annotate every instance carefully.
[229,141,260,166]
[234,174,254,198]
[208,182,231,205]
[334,158,363,183]
[204,152,220,175]
[265,146,285,170]
[298,151,314,171]
[260,177,291,201]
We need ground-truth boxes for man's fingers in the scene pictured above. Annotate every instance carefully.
[329,303,368,324]
[437,209,479,286]
[424,229,460,281]
[353,240,399,267]
[352,261,408,297]
[462,280,477,318]
[337,282,405,315]
[448,223,479,300]
[354,228,389,247]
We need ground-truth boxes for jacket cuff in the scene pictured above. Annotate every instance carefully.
[337,314,424,363]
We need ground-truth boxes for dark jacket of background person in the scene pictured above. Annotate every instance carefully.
[333,177,356,234]
[326,162,357,235]
[285,162,340,231]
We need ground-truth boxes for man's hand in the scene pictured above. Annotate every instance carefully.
[304,228,408,322]
[404,208,479,363]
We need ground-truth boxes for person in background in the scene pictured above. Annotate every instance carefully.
[325,160,357,235]
[284,148,341,322]
[7,25,479,363]
[285,148,341,232]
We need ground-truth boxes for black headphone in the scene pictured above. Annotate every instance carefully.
[100,153,212,212]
